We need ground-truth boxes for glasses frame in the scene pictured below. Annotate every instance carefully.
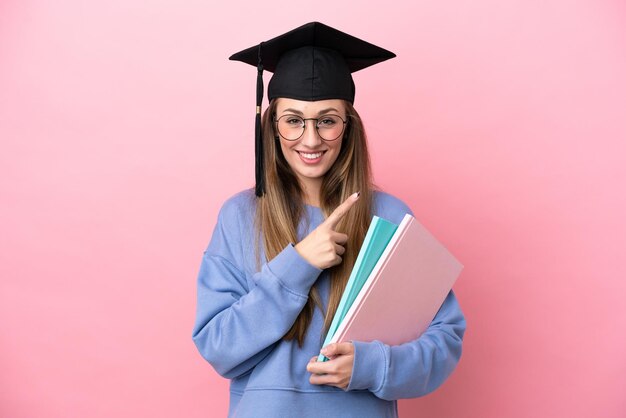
[274,114,348,142]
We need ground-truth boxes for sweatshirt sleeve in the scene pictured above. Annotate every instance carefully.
[346,290,466,399]
[191,196,322,379]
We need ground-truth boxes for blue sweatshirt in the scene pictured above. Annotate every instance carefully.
[192,189,466,418]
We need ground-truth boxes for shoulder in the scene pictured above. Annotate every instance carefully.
[217,188,257,225]
[206,188,257,255]
[220,188,256,212]
[372,190,414,225]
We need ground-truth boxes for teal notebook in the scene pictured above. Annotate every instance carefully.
[317,216,398,361]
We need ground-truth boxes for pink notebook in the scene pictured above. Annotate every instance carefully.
[330,214,463,346]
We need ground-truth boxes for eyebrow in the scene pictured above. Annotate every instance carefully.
[280,107,341,116]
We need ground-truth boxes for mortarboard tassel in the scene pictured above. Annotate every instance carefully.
[254,43,265,197]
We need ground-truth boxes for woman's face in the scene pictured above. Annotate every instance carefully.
[275,98,346,189]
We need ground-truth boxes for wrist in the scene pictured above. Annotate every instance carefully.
[294,242,318,269]
[267,244,322,296]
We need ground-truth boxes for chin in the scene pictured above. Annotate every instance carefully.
[297,169,327,180]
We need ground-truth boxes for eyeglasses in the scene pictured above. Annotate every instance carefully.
[274,114,347,141]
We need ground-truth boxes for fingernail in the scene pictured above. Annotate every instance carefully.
[353,191,360,200]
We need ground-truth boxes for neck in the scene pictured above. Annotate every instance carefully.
[300,178,322,207]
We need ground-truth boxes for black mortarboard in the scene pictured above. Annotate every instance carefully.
[229,22,396,197]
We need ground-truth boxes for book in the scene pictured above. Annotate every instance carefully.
[319,216,398,358]
[317,213,463,361]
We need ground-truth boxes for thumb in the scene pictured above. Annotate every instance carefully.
[321,342,353,357]
[324,192,360,230]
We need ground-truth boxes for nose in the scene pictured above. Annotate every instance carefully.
[300,120,323,147]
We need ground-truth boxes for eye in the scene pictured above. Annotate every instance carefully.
[283,116,304,126]
[318,116,339,127]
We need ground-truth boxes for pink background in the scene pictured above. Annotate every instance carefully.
[1,1,625,417]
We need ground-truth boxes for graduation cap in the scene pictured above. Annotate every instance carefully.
[229,21,396,197]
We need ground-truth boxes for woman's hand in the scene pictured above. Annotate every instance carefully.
[307,342,355,390]
[294,192,360,270]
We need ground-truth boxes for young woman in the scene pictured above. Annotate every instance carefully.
[192,22,466,418]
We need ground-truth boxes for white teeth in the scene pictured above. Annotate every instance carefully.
[299,152,323,159]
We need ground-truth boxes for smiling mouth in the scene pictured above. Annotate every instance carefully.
[297,151,325,159]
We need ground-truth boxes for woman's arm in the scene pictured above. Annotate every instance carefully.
[337,191,465,399]
[346,290,466,399]
[191,197,322,379]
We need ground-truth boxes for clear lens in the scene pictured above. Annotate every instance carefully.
[276,114,346,141]
[276,115,305,140]
[316,115,343,140]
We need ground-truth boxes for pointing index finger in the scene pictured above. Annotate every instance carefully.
[324,192,360,230]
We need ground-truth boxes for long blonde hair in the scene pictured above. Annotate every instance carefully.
[254,98,374,347]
